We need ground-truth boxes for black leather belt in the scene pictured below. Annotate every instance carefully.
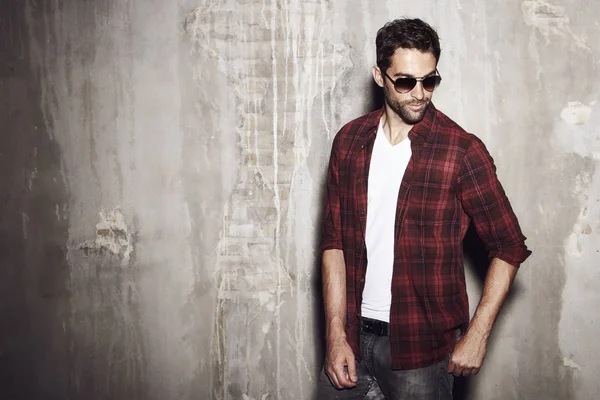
[360,317,389,336]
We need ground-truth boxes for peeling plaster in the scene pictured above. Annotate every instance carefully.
[565,206,589,259]
[184,2,351,398]
[573,171,592,196]
[554,103,600,160]
[563,356,582,371]
[521,0,589,50]
[261,323,270,334]
[79,208,133,262]
[565,172,594,260]
[561,101,592,126]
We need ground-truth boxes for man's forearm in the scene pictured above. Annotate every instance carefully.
[468,257,519,338]
[322,249,347,341]
[447,257,519,376]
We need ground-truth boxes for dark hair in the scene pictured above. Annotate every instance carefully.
[376,18,441,72]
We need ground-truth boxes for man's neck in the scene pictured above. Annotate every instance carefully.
[381,106,413,146]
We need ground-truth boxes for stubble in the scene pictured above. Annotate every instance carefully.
[383,84,430,125]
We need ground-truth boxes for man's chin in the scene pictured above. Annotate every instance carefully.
[385,97,430,125]
[399,109,427,125]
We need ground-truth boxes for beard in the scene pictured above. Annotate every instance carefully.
[383,84,430,125]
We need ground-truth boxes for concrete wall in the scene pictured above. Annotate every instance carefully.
[1,0,598,399]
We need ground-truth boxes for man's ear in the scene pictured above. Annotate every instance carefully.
[372,66,384,88]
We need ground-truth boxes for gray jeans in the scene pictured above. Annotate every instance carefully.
[316,332,454,400]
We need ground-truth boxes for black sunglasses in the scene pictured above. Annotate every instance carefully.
[383,70,442,94]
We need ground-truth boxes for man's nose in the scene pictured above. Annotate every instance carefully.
[411,81,425,100]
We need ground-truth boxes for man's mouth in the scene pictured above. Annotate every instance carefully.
[408,102,426,111]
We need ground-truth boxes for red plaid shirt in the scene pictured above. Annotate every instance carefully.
[320,104,531,369]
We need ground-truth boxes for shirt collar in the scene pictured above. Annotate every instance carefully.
[409,102,437,143]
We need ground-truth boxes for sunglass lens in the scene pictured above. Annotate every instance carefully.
[422,76,441,92]
[394,78,417,93]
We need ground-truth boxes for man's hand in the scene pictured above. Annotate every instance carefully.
[447,330,487,377]
[325,336,357,389]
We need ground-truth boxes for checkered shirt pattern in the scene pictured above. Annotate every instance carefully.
[320,104,531,369]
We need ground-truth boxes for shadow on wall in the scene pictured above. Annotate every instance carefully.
[370,78,385,111]
[456,224,525,400]
[312,174,327,384]
[312,78,524,400]
[453,225,488,400]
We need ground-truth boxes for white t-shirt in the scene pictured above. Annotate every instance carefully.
[361,120,412,322]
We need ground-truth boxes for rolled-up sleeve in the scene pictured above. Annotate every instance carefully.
[457,136,532,267]
[320,135,344,254]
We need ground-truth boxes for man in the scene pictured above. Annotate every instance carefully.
[317,18,531,399]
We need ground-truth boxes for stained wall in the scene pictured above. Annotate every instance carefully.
[1,0,598,399]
